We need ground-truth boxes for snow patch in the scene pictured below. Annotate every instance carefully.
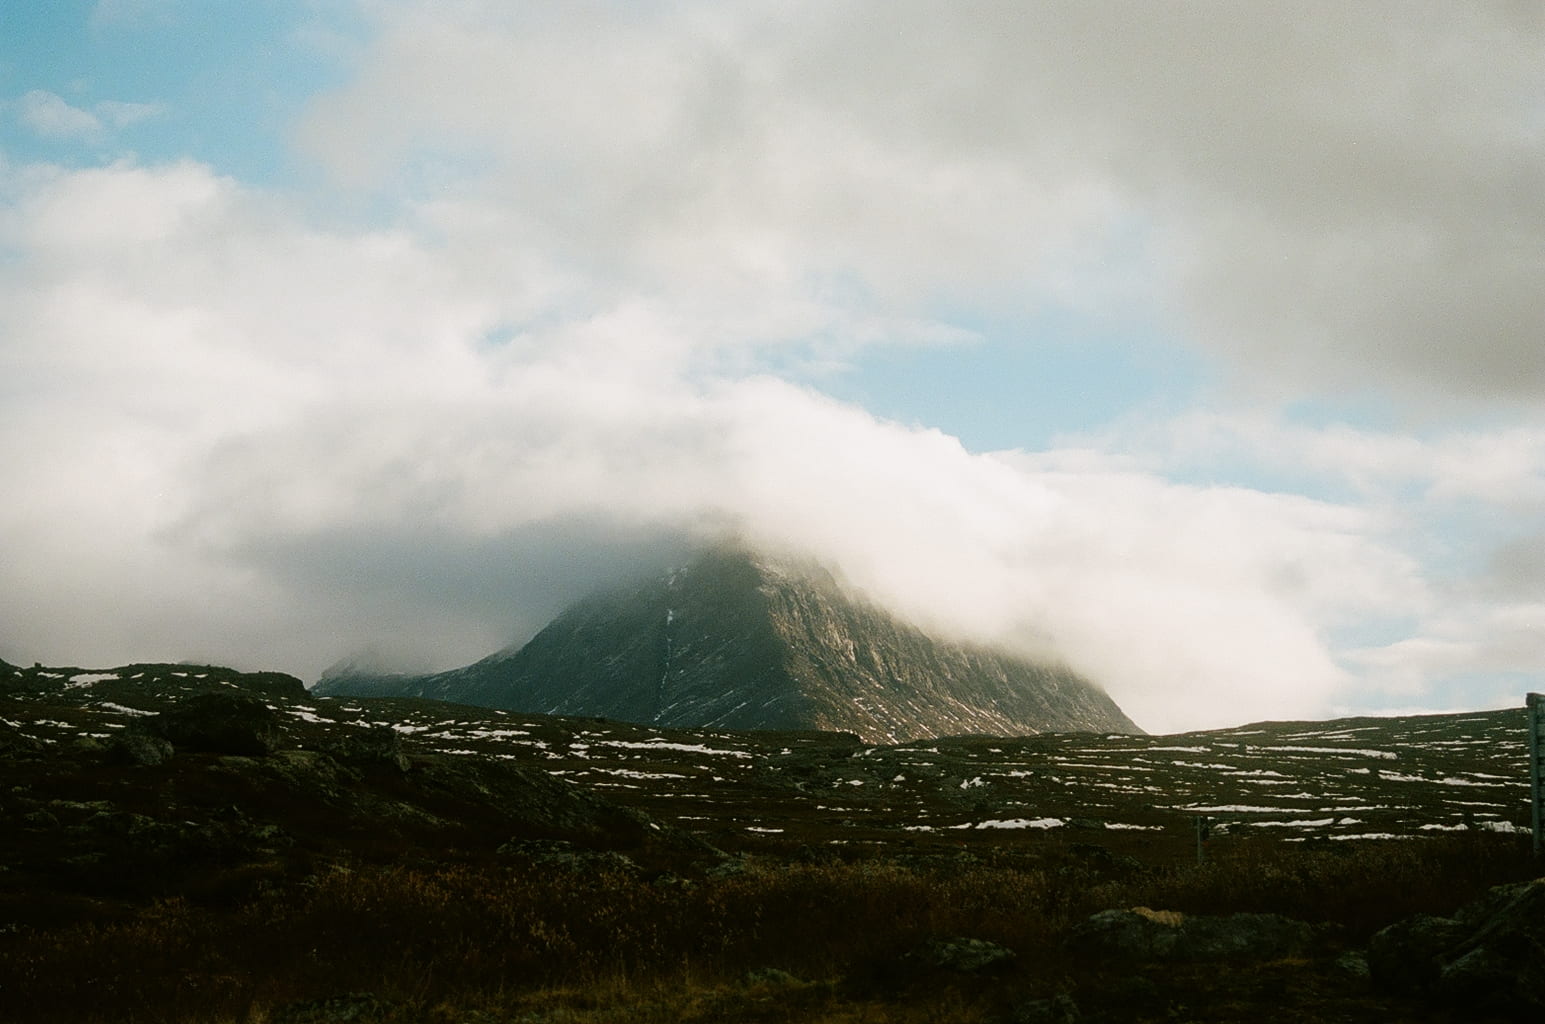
[1479,821,1521,833]
[67,673,119,687]
[99,702,155,717]
[596,740,751,759]
[1181,804,1303,813]
[1268,745,1398,759]
[589,768,689,781]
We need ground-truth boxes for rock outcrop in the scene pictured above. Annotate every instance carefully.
[319,545,1141,743]
[1368,879,1545,1019]
[149,691,285,756]
[1067,906,1316,962]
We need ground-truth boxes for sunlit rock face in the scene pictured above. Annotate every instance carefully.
[317,546,1142,743]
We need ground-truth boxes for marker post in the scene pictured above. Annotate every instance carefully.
[1529,693,1543,858]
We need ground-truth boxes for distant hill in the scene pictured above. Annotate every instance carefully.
[316,545,1141,742]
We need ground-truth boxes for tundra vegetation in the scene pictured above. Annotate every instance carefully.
[1,660,1539,1022]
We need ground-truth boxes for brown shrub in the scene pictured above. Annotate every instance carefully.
[0,834,1533,1023]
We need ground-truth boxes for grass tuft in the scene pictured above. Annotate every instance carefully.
[0,834,1532,1023]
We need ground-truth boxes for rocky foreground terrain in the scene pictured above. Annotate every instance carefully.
[2,658,1542,1022]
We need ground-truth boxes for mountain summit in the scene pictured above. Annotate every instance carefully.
[317,547,1141,742]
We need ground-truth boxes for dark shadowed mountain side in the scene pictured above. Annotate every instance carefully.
[316,547,1141,743]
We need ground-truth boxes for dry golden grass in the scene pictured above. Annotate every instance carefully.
[0,833,1534,1023]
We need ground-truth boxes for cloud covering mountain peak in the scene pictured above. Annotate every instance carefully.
[2,2,1541,731]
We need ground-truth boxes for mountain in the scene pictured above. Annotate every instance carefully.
[316,546,1142,742]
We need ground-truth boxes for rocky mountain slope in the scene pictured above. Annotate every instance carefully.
[316,546,1140,742]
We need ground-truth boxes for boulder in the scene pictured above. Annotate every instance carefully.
[64,736,108,758]
[1366,913,1468,991]
[1068,906,1314,962]
[269,992,392,1024]
[496,838,641,875]
[1062,842,1144,880]
[909,936,1018,974]
[1005,993,1081,1024]
[742,966,802,988]
[1368,879,1545,1019]
[333,725,410,771]
[0,720,45,758]
[149,692,284,756]
[112,729,175,766]
[226,670,308,702]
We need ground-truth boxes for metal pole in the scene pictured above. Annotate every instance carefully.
[1195,815,1210,865]
[1528,693,1543,858]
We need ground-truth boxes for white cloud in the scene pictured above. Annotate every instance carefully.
[96,99,164,129]
[8,90,165,147]
[1087,411,1545,511]
[0,159,1439,731]
[15,90,104,142]
[296,1,1150,346]
[1344,599,1545,710]
[4,2,1543,730]
[299,1,1545,407]
[1075,408,1545,715]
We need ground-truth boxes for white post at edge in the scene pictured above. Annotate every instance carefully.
[1528,692,1543,858]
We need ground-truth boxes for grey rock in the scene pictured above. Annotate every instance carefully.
[65,735,108,758]
[269,992,392,1024]
[1370,879,1545,1018]
[149,692,284,756]
[706,854,753,879]
[1005,993,1080,1024]
[334,725,410,771]
[0,721,45,757]
[47,799,113,814]
[112,729,174,766]
[1367,913,1466,991]
[1335,951,1371,980]
[1064,842,1144,879]
[497,839,641,875]
[651,872,696,892]
[1172,912,1316,960]
[1068,907,1314,962]
[743,966,801,987]
[1070,908,1183,959]
[910,936,1017,974]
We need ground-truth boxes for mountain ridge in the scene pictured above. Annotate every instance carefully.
[317,545,1142,742]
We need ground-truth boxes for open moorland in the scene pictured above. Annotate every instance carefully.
[2,661,1540,1022]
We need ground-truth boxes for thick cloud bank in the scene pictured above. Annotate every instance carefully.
[2,2,1542,731]
[0,157,1489,732]
[300,1,1545,404]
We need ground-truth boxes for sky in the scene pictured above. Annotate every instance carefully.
[1,1,1542,734]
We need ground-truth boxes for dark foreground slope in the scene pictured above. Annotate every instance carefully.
[318,546,1140,742]
[3,659,1540,1023]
